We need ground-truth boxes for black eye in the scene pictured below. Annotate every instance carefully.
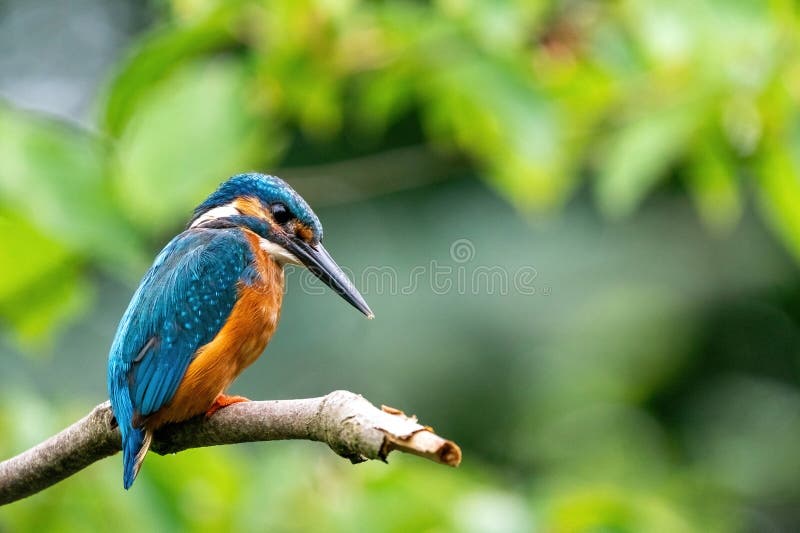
[270,203,293,225]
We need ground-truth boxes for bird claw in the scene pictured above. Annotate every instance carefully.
[205,394,250,418]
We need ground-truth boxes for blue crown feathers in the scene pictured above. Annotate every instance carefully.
[193,173,323,241]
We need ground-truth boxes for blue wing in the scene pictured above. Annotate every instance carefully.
[107,227,256,488]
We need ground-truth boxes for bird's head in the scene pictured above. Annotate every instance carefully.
[190,173,373,318]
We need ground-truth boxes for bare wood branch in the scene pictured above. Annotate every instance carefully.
[0,391,461,506]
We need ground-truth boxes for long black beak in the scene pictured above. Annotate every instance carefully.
[284,238,374,318]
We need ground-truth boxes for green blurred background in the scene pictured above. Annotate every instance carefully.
[2,0,800,531]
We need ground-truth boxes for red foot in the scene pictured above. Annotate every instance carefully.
[205,394,250,418]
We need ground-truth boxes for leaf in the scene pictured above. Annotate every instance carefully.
[755,141,800,262]
[0,105,146,274]
[354,66,415,139]
[102,10,236,137]
[112,59,282,233]
[596,102,703,217]
[686,133,742,233]
[621,0,702,67]
[421,49,572,210]
[0,213,89,344]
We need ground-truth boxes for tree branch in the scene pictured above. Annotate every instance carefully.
[0,390,461,506]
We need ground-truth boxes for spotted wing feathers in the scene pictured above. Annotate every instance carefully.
[107,227,255,488]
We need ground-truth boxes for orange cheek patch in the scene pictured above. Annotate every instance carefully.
[294,223,314,243]
[233,196,267,218]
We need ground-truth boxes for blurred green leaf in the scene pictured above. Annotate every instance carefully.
[596,101,704,217]
[423,54,570,209]
[686,131,742,233]
[755,139,800,262]
[542,483,695,533]
[354,66,415,139]
[112,58,283,232]
[0,214,89,344]
[102,10,237,137]
[622,0,701,68]
[0,105,146,273]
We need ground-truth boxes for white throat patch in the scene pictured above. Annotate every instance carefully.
[260,238,301,265]
[190,203,241,228]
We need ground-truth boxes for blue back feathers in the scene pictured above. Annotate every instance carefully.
[193,173,323,242]
[107,227,258,488]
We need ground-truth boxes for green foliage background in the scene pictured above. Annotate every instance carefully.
[2,0,800,531]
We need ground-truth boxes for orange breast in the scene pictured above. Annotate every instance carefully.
[146,230,284,429]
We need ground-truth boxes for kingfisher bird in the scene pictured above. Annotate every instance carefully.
[107,173,372,489]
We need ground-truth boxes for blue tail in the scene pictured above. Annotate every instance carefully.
[109,360,150,489]
[123,427,146,489]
